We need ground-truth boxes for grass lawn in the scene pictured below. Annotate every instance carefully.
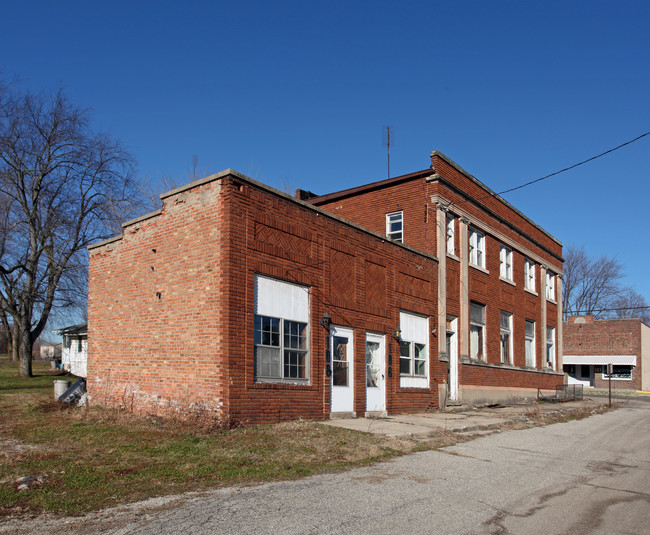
[0,356,445,517]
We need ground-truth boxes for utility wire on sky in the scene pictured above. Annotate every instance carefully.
[448,130,650,208]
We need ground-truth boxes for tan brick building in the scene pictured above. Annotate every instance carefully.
[564,315,650,391]
[87,151,564,425]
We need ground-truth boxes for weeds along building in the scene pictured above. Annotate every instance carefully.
[87,150,564,424]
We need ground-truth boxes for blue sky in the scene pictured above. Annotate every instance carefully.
[2,0,650,303]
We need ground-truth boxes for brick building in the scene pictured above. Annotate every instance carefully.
[563,315,650,391]
[87,150,564,425]
[304,151,564,406]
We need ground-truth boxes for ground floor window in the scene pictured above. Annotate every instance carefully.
[500,311,513,364]
[399,311,428,378]
[470,302,486,360]
[254,275,310,383]
[525,319,535,367]
[546,326,556,370]
[603,365,633,380]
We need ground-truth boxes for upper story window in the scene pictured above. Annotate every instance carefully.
[546,272,555,300]
[470,302,486,360]
[500,245,513,281]
[525,319,536,367]
[524,259,536,291]
[254,275,310,384]
[398,311,428,377]
[386,211,403,243]
[446,214,455,255]
[469,228,485,269]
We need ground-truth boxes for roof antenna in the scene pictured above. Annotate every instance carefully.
[383,126,393,179]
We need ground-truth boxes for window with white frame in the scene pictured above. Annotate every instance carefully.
[546,326,555,369]
[524,259,535,291]
[546,272,555,300]
[386,211,403,243]
[602,365,633,380]
[470,302,486,360]
[398,311,428,378]
[500,311,513,364]
[446,214,455,255]
[525,319,536,367]
[254,275,309,383]
[500,245,513,281]
[469,228,485,268]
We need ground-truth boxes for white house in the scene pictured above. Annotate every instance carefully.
[57,324,88,378]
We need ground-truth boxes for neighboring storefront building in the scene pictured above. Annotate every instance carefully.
[563,315,650,391]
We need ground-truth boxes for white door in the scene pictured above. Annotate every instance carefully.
[331,326,354,413]
[365,333,386,413]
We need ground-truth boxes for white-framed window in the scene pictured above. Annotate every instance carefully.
[446,214,455,255]
[470,302,486,360]
[254,275,310,383]
[546,326,555,370]
[546,272,555,300]
[386,211,403,243]
[469,228,485,268]
[398,311,428,378]
[524,259,536,291]
[602,365,633,380]
[525,319,536,367]
[500,311,513,364]
[500,245,513,280]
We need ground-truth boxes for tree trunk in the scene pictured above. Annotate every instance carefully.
[11,322,20,362]
[19,322,32,377]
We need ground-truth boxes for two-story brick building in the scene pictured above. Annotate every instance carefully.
[87,150,564,425]
[303,151,564,407]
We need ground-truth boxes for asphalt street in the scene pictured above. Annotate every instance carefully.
[4,399,649,534]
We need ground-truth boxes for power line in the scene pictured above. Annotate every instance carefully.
[567,305,650,315]
[448,130,650,208]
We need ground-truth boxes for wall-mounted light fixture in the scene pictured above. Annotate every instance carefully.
[392,328,402,343]
[432,328,437,337]
[320,311,332,330]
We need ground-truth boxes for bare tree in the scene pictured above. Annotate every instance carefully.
[562,245,625,319]
[0,83,138,376]
[562,245,650,322]
[610,289,650,324]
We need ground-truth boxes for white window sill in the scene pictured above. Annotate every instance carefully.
[447,253,460,262]
[400,375,429,389]
[546,297,557,304]
[469,263,489,275]
[524,287,538,296]
[601,376,632,381]
[500,277,516,287]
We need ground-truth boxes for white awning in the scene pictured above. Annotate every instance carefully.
[562,355,636,366]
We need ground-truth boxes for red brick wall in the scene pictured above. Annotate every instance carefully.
[564,317,642,390]
[88,180,231,420]
[88,174,442,425]
[225,178,440,424]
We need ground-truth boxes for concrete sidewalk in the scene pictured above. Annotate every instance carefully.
[321,398,607,439]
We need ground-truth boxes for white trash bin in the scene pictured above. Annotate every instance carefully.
[54,380,71,400]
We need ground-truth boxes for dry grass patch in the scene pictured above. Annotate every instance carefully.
[0,357,431,518]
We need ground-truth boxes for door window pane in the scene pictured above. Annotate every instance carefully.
[365,341,380,387]
[333,336,349,386]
